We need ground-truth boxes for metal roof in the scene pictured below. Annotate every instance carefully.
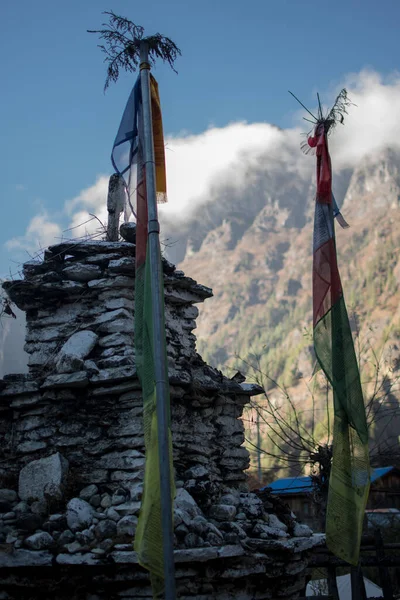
[262,466,395,496]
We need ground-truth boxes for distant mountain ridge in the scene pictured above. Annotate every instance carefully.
[163,145,400,475]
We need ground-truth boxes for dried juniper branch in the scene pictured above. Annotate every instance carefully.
[88,11,181,90]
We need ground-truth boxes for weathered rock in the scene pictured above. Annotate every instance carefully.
[209,504,237,521]
[268,513,288,532]
[56,552,101,565]
[24,531,54,550]
[111,490,127,506]
[252,522,289,539]
[66,498,94,532]
[17,441,47,454]
[62,264,102,282]
[0,489,17,505]
[19,453,69,502]
[117,515,137,537]
[108,257,135,274]
[0,549,52,567]
[119,222,136,243]
[106,507,120,522]
[79,484,98,501]
[55,330,98,374]
[174,489,202,519]
[15,513,43,532]
[293,522,313,538]
[94,519,117,540]
[66,541,84,554]
[41,372,89,389]
[30,500,48,516]
[58,530,75,546]
[184,532,203,548]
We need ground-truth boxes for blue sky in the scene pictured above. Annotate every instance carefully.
[1,0,400,277]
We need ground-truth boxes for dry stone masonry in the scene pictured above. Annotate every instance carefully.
[0,223,321,599]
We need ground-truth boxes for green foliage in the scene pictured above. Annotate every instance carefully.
[88,11,181,90]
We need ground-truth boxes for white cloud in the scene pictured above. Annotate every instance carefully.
[6,213,62,254]
[329,70,400,168]
[6,69,400,255]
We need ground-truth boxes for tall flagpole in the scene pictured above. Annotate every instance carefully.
[139,41,176,599]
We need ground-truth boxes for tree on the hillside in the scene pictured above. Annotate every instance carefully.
[238,322,400,530]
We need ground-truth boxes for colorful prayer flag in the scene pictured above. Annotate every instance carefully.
[112,73,174,597]
[310,121,370,565]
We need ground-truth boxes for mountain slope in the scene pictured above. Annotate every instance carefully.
[171,146,400,477]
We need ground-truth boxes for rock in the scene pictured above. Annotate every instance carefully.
[79,484,98,502]
[47,240,134,257]
[98,333,133,348]
[15,513,43,532]
[119,222,136,243]
[24,531,54,550]
[3,512,16,520]
[99,538,114,552]
[184,533,203,548]
[90,494,101,508]
[6,534,18,544]
[269,514,288,532]
[0,489,17,504]
[41,372,89,389]
[66,498,94,532]
[62,264,102,283]
[0,549,52,567]
[104,297,134,312]
[108,257,135,275]
[17,441,47,454]
[175,523,189,538]
[111,490,127,506]
[112,501,141,517]
[94,519,117,540]
[76,528,95,545]
[58,530,75,546]
[13,501,29,515]
[239,493,264,518]
[293,523,313,538]
[43,482,64,510]
[117,515,137,537]
[207,532,222,545]
[209,505,237,521]
[43,514,67,533]
[19,452,69,502]
[91,547,106,556]
[106,508,120,522]
[184,465,209,480]
[174,489,202,519]
[66,541,84,554]
[56,552,101,565]
[55,330,98,374]
[90,366,136,384]
[93,308,131,327]
[252,522,289,539]
[100,494,112,509]
[219,493,240,507]
[30,500,48,516]
[189,515,208,536]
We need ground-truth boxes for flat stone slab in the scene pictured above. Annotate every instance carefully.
[0,381,39,397]
[41,372,89,389]
[0,549,52,567]
[56,553,102,565]
[47,241,135,257]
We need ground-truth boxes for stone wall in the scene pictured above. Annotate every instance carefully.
[0,223,321,599]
